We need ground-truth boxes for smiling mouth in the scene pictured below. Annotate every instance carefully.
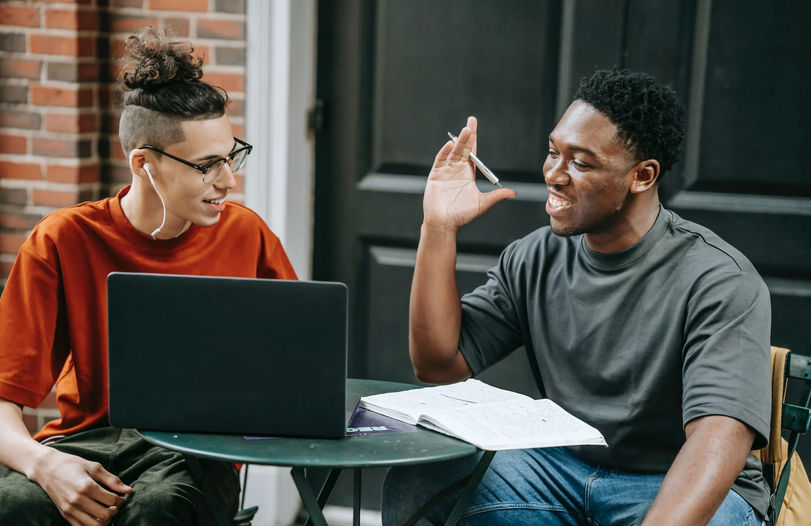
[204,197,225,205]
[547,194,571,209]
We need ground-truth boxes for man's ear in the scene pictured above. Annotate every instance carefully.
[629,159,660,194]
[128,149,150,179]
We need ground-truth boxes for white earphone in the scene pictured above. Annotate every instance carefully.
[143,163,167,239]
[143,162,191,240]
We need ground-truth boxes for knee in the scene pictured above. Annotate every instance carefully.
[0,473,60,524]
[383,461,476,526]
[116,482,202,525]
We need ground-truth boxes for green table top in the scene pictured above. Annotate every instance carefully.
[139,378,479,468]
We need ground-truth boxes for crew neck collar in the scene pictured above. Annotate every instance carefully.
[580,206,670,269]
[108,185,202,250]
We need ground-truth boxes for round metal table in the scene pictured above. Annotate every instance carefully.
[139,379,494,526]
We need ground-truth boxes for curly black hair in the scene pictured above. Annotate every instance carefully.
[574,68,685,176]
[117,26,229,152]
[119,26,228,117]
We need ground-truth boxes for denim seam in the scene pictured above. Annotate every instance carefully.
[460,502,586,521]
[583,470,601,519]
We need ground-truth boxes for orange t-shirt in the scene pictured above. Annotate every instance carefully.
[0,186,297,442]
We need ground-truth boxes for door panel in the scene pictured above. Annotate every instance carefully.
[372,0,560,181]
[698,1,810,189]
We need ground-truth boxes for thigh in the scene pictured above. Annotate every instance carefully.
[0,467,67,526]
[588,470,664,525]
[112,430,240,526]
[383,447,594,526]
[0,427,124,526]
[46,427,121,462]
[591,473,762,526]
[707,490,762,526]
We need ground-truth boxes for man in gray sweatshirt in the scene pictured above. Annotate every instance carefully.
[383,69,770,526]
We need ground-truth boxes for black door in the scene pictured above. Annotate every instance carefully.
[314,0,811,509]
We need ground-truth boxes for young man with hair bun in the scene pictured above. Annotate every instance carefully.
[0,27,296,526]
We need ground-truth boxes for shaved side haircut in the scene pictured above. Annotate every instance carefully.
[118,26,229,154]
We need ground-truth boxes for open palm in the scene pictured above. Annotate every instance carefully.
[423,117,516,231]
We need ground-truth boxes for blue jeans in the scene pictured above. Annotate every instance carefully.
[383,447,763,526]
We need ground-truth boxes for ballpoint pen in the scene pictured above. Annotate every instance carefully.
[447,132,504,189]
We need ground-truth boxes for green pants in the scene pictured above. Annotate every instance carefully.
[0,427,239,525]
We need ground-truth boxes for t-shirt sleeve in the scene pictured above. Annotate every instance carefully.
[256,223,298,281]
[0,241,69,408]
[682,271,771,449]
[458,241,525,376]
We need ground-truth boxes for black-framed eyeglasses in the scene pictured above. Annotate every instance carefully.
[138,137,253,185]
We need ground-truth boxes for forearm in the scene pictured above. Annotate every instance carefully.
[409,223,469,383]
[641,416,755,526]
[0,397,54,480]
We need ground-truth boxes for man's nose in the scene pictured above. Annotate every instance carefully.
[214,162,237,190]
[544,158,569,186]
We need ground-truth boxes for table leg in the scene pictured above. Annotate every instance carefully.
[400,451,496,526]
[303,468,342,526]
[443,451,495,526]
[291,467,330,526]
[354,469,361,526]
[182,454,233,526]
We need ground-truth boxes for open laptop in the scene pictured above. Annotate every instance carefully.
[107,273,358,439]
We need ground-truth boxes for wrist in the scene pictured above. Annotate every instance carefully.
[26,443,59,483]
[421,222,459,240]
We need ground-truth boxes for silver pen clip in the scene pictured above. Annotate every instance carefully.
[447,132,504,188]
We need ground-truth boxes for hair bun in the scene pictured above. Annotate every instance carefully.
[120,26,203,92]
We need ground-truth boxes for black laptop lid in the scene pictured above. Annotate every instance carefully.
[107,273,348,438]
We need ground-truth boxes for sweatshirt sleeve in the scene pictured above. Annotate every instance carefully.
[0,237,70,408]
[458,240,525,375]
[256,222,298,281]
[682,271,771,449]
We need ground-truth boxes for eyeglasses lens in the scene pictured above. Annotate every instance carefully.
[230,149,248,173]
[202,161,224,184]
[201,149,249,185]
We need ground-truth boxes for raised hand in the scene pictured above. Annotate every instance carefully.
[32,448,132,526]
[423,116,516,232]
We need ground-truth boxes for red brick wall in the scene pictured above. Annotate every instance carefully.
[0,0,247,435]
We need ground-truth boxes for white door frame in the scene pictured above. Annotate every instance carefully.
[243,1,317,524]
[246,0,316,280]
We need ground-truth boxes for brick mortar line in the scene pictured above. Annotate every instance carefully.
[0,54,102,65]
[0,156,98,167]
[0,177,96,185]
[0,28,103,37]
[0,179,101,191]
[9,86,108,93]
[0,79,33,86]
[32,1,95,4]
[0,54,107,62]
[26,81,109,88]
[0,129,103,136]
[3,107,102,114]
[0,130,103,140]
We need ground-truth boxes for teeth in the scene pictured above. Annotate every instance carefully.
[206,198,224,205]
[548,195,569,208]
